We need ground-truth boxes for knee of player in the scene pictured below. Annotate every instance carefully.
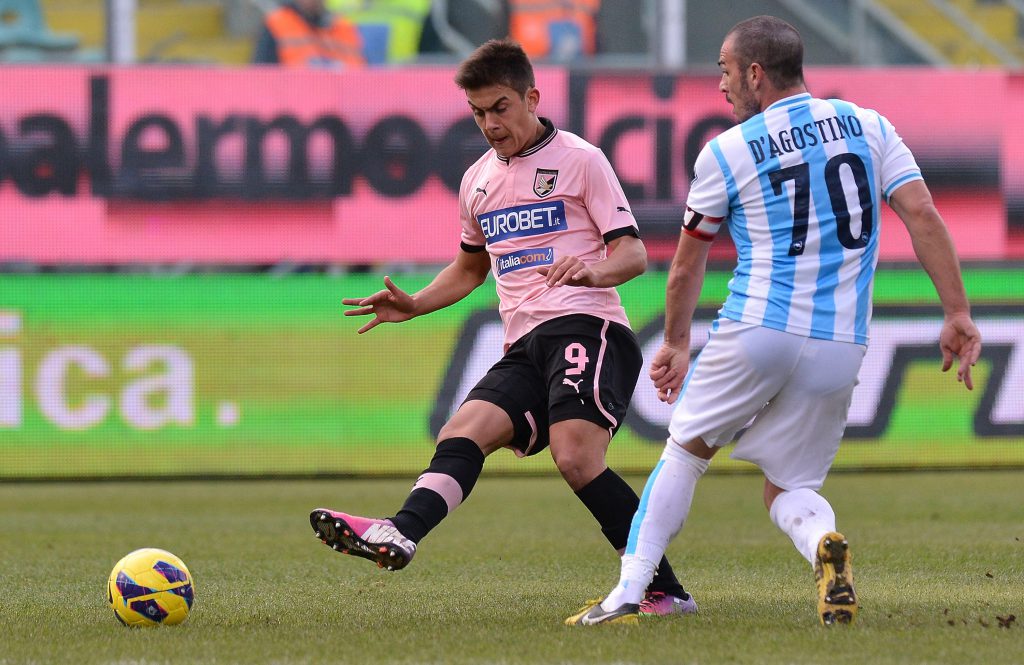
[436,400,515,453]
[552,448,603,487]
[435,430,500,456]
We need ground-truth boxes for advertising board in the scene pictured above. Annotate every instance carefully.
[1,68,1021,263]
[1,269,1019,478]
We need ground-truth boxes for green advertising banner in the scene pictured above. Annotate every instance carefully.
[1,269,1021,479]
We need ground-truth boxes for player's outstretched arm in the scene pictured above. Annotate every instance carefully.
[342,276,417,334]
[889,180,982,389]
[342,249,490,334]
[537,234,647,288]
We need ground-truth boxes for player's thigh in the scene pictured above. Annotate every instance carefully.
[732,338,866,490]
[462,346,551,457]
[669,319,804,448]
[538,315,643,435]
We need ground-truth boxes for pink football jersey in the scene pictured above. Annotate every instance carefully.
[459,120,640,347]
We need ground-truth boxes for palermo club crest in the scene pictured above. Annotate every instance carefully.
[533,168,558,198]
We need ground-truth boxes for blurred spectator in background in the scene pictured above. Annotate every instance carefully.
[0,0,83,63]
[418,0,505,60]
[252,0,366,67]
[326,0,431,65]
[508,0,599,62]
[418,0,599,63]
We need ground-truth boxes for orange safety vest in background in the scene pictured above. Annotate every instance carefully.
[265,7,365,68]
[509,0,600,60]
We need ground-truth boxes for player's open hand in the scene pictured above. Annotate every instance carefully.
[537,256,598,287]
[341,276,416,334]
[939,312,982,390]
[649,342,690,404]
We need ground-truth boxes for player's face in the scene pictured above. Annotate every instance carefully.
[719,36,759,123]
[465,84,543,158]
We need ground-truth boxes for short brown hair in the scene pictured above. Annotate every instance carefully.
[454,38,535,95]
[727,16,804,89]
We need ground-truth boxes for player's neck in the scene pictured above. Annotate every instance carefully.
[525,117,546,151]
[759,85,809,112]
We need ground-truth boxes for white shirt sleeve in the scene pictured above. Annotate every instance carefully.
[876,113,923,201]
[682,142,729,241]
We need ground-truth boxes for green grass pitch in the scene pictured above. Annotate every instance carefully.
[2,471,1022,664]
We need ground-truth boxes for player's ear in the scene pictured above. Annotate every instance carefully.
[748,62,765,89]
[526,86,540,113]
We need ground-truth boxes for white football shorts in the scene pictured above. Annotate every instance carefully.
[668,318,866,490]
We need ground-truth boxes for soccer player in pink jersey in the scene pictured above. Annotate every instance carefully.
[310,38,696,617]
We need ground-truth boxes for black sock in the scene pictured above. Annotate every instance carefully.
[575,467,690,600]
[389,437,485,543]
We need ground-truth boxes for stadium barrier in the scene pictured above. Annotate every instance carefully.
[1,269,1020,479]
[0,67,1021,264]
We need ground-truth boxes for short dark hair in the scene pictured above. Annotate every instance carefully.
[454,38,535,95]
[726,16,804,89]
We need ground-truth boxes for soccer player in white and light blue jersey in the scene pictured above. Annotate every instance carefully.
[567,15,982,627]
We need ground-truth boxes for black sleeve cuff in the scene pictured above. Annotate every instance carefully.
[602,226,640,244]
[460,242,487,253]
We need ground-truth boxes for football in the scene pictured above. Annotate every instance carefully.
[107,548,195,627]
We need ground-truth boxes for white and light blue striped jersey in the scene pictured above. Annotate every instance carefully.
[684,93,922,345]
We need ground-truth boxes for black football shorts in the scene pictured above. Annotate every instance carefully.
[464,313,643,457]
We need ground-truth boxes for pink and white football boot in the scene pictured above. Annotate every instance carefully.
[310,508,417,571]
[638,591,699,617]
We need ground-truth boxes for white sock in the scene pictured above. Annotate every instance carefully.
[601,443,709,610]
[769,488,837,567]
